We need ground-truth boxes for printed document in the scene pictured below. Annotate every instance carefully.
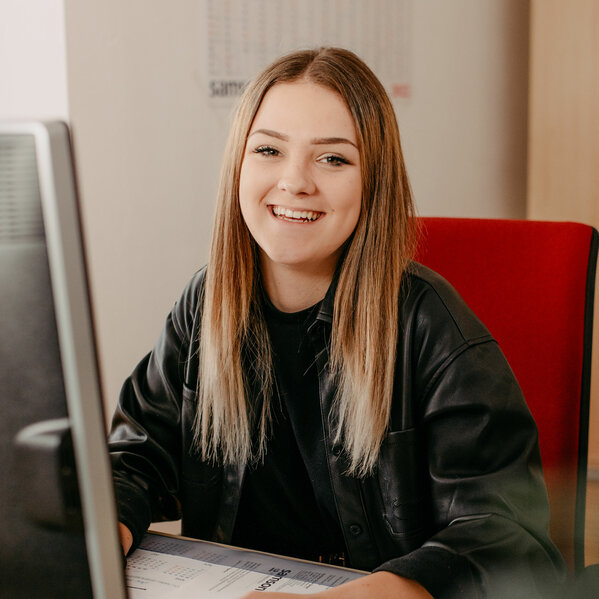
[126,532,365,598]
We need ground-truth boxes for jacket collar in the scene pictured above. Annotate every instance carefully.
[316,277,336,324]
[314,261,343,324]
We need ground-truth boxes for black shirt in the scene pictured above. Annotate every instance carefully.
[231,295,346,562]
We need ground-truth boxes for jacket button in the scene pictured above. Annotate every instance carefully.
[349,524,362,536]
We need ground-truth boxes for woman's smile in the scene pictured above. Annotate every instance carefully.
[269,205,324,223]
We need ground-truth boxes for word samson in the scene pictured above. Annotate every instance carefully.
[209,80,247,98]
[254,568,292,592]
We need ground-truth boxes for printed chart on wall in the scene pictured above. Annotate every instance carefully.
[202,0,411,105]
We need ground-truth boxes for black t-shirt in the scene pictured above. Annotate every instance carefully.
[231,295,346,562]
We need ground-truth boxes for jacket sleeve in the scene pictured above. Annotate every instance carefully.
[107,270,204,550]
[374,268,566,598]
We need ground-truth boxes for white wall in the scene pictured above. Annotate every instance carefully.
[0,0,69,120]
[403,1,529,218]
[64,1,221,415]
[5,0,528,417]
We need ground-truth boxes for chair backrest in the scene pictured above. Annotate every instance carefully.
[415,217,598,572]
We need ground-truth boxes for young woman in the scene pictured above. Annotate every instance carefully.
[109,48,565,598]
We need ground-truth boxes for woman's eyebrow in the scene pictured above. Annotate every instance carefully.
[248,129,357,149]
[311,136,358,149]
[249,128,288,141]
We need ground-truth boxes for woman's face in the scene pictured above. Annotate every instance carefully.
[239,80,362,278]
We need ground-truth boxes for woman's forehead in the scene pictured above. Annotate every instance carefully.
[248,80,358,144]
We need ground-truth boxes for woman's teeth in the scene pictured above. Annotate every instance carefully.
[272,206,321,222]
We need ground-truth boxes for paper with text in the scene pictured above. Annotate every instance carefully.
[126,533,364,598]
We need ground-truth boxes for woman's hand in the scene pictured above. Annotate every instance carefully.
[118,522,133,556]
[238,571,433,598]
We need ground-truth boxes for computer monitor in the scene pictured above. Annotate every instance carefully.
[0,121,127,598]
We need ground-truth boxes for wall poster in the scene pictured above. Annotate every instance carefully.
[202,0,411,104]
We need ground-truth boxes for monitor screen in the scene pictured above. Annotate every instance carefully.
[0,121,127,598]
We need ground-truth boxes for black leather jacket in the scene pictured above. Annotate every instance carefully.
[109,263,565,598]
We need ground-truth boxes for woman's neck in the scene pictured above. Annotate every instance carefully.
[260,258,335,313]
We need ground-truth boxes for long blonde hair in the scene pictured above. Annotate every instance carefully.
[195,47,417,476]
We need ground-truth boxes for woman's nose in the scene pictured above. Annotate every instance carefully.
[277,161,315,195]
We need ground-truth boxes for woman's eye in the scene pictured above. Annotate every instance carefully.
[321,154,350,166]
[253,146,280,157]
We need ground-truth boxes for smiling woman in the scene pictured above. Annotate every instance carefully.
[239,80,362,312]
[108,47,566,599]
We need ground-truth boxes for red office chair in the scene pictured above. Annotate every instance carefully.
[415,217,598,572]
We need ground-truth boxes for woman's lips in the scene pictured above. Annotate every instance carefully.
[270,205,323,222]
